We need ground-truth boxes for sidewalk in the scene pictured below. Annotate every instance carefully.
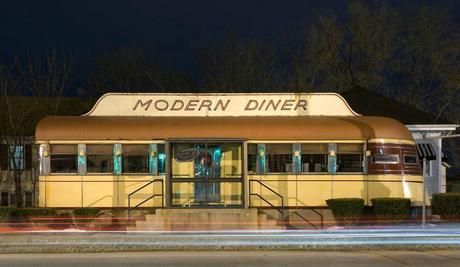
[1,223,460,253]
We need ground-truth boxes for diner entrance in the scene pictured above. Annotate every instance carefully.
[169,141,244,208]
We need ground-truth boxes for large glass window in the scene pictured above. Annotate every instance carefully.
[170,142,243,207]
[247,144,257,174]
[265,144,292,173]
[50,144,77,173]
[301,143,328,173]
[337,143,364,173]
[87,144,113,173]
[122,145,149,174]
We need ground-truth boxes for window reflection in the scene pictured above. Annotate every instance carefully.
[265,144,292,173]
[50,144,77,173]
[301,143,328,173]
[122,145,149,173]
[337,143,364,173]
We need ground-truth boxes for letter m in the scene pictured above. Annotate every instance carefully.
[133,99,153,111]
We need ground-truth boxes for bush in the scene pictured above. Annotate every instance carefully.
[0,207,15,221]
[10,208,58,217]
[432,193,460,219]
[73,208,101,217]
[371,198,411,220]
[326,198,364,225]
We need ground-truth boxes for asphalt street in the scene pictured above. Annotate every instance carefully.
[0,251,460,267]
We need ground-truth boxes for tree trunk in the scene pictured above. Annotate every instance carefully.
[14,172,23,208]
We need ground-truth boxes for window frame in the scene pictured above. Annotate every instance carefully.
[264,143,293,174]
[372,154,400,164]
[336,143,365,174]
[122,144,150,175]
[403,154,418,165]
[86,144,114,175]
[8,145,25,171]
[49,144,78,175]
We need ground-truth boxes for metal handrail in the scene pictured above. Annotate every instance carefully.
[292,211,323,229]
[128,179,164,220]
[249,179,323,228]
[249,179,284,221]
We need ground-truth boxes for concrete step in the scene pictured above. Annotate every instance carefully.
[128,208,286,231]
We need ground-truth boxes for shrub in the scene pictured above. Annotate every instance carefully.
[0,207,15,221]
[73,208,101,217]
[432,193,460,219]
[326,198,364,225]
[10,208,58,217]
[371,198,411,220]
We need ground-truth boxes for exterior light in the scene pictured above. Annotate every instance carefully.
[330,151,336,156]
[115,149,121,156]
[43,150,49,157]
[294,151,300,157]
[150,151,157,157]
[259,151,264,157]
[366,150,371,156]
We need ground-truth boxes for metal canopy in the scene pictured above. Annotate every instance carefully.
[416,143,437,161]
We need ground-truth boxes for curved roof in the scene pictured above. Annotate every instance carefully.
[35,116,414,142]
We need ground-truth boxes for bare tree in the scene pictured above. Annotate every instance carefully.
[88,45,192,95]
[392,6,460,115]
[200,36,280,92]
[289,1,399,92]
[0,50,72,207]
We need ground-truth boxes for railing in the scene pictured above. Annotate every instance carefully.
[249,179,323,229]
[292,210,323,229]
[249,179,284,221]
[128,179,164,221]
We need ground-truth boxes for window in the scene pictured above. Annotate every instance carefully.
[266,144,292,173]
[247,144,257,174]
[372,154,399,164]
[87,145,113,173]
[122,145,149,173]
[337,143,364,173]
[50,145,77,173]
[1,192,8,206]
[9,145,24,170]
[404,155,418,164]
[301,143,328,173]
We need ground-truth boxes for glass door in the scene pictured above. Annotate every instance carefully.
[170,141,243,208]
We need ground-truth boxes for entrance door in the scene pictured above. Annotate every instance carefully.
[170,141,243,208]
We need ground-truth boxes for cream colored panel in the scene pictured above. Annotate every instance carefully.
[297,181,333,206]
[82,176,116,207]
[45,176,82,207]
[117,175,164,208]
[85,93,358,117]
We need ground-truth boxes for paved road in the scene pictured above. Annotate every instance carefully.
[0,251,460,267]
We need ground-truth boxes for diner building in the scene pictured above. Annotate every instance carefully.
[34,93,425,213]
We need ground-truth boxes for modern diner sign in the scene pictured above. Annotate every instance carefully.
[84,93,359,117]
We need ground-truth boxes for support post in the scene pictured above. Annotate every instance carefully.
[422,157,426,226]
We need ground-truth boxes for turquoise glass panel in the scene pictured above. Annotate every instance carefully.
[149,144,158,175]
[257,144,265,174]
[113,144,122,175]
[328,143,337,174]
[293,143,301,174]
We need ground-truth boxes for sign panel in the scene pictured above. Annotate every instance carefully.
[84,93,359,117]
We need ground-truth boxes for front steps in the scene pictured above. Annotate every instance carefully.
[128,208,285,231]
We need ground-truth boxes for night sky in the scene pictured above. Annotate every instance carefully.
[1,0,459,80]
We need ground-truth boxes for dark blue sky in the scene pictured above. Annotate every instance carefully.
[1,0,458,79]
